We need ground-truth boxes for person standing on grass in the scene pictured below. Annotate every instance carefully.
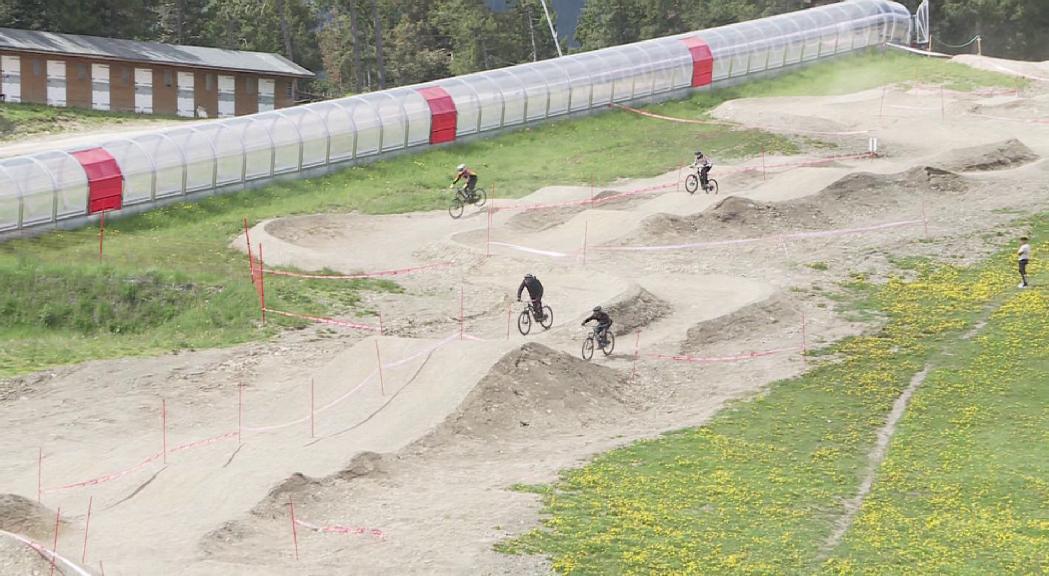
[1018,236,1031,288]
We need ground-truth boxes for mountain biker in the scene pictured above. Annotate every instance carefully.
[451,164,479,202]
[693,150,713,191]
[516,273,545,321]
[581,305,612,347]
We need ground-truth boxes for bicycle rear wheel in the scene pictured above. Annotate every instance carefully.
[581,337,594,360]
[449,197,464,219]
[706,179,719,195]
[517,310,532,335]
[601,331,616,356]
[684,173,699,194]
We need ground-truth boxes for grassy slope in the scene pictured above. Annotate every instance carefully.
[0,51,1019,378]
[501,222,1044,572]
[0,102,180,141]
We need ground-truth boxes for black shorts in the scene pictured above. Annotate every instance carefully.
[1019,259,1028,274]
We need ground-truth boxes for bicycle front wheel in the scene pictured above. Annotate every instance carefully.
[581,337,594,360]
[684,173,699,194]
[518,310,532,335]
[539,306,554,329]
[474,188,487,208]
[449,198,464,219]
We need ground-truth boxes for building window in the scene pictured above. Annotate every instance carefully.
[32,60,41,76]
[205,74,214,91]
[286,81,292,99]
[163,70,173,87]
[76,64,87,80]
[244,76,256,95]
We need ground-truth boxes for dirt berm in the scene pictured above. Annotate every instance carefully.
[0,494,62,541]
[634,166,968,242]
[682,294,800,355]
[435,343,633,440]
[931,138,1039,172]
[507,189,650,232]
[602,285,671,336]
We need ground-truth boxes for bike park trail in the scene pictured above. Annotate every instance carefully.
[4,66,1049,573]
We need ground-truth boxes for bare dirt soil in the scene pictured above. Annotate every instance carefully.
[2,58,1048,574]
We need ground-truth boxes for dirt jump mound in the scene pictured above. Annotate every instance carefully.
[0,494,62,540]
[602,285,672,335]
[682,294,800,355]
[635,195,833,242]
[931,138,1039,172]
[250,473,325,519]
[0,537,56,574]
[507,189,649,232]
[438,343,633,440]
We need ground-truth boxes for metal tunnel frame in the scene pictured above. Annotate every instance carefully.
[0,0,912,236]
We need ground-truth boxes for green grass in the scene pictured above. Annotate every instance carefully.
[0,101,182,141]
[0,51,1020,378]
[498,219,1048,573]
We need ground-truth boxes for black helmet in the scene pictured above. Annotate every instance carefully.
[524,273,534,279]
[695,150,704,157]
[593,305,602,312]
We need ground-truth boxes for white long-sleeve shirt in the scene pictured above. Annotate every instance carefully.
[1018,243,1031,261]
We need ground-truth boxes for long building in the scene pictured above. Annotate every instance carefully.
[0,28,313,118]
[0,0,912,237]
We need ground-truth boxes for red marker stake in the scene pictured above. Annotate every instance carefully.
[309,378,315,438]
[486,203,491,257]
[258,244,267,324]
[379,311,385,337]
[82,496,92,564]
[162,399,167,465]
[762,147,767,181]
[879,86,886,120]
[48,506,60,576]
[37,447,42,503]
[237,382,243,445]
[459,285,465,341]
[375,340,385,396]
[287,499,299,561]
[97,211,105,261]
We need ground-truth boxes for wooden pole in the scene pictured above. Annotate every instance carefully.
[48,506,60,576]
[97,211,105,261]
[582,220,589,265]
[375,340,385,396]
[81,496,93,564]
[287,499,299,561]
[258,243,267,324]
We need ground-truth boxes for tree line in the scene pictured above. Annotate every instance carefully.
[0,0,1045,100]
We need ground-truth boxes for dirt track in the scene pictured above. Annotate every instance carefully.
[2,56,1048,574]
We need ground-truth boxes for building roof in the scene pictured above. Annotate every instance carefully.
[0,27,314,78]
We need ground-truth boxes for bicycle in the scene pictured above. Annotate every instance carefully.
[448,185,487,219]
[518,301,553,335]
[581,323,615,360]
[684,169,718,195]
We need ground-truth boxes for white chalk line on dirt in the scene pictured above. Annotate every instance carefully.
[0,529,93,576]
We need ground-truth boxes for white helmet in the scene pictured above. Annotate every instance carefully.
[456,164,466,172]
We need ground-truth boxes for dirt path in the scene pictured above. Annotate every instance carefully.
[2,65,1048,574]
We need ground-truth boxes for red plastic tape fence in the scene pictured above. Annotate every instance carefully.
[417,86,458,144]
[71,148,123,214]
[681,37,714,87]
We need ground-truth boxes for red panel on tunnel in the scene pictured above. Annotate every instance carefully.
[417,86,458,144]
[681,37,714,87]
[72,147,123,214]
